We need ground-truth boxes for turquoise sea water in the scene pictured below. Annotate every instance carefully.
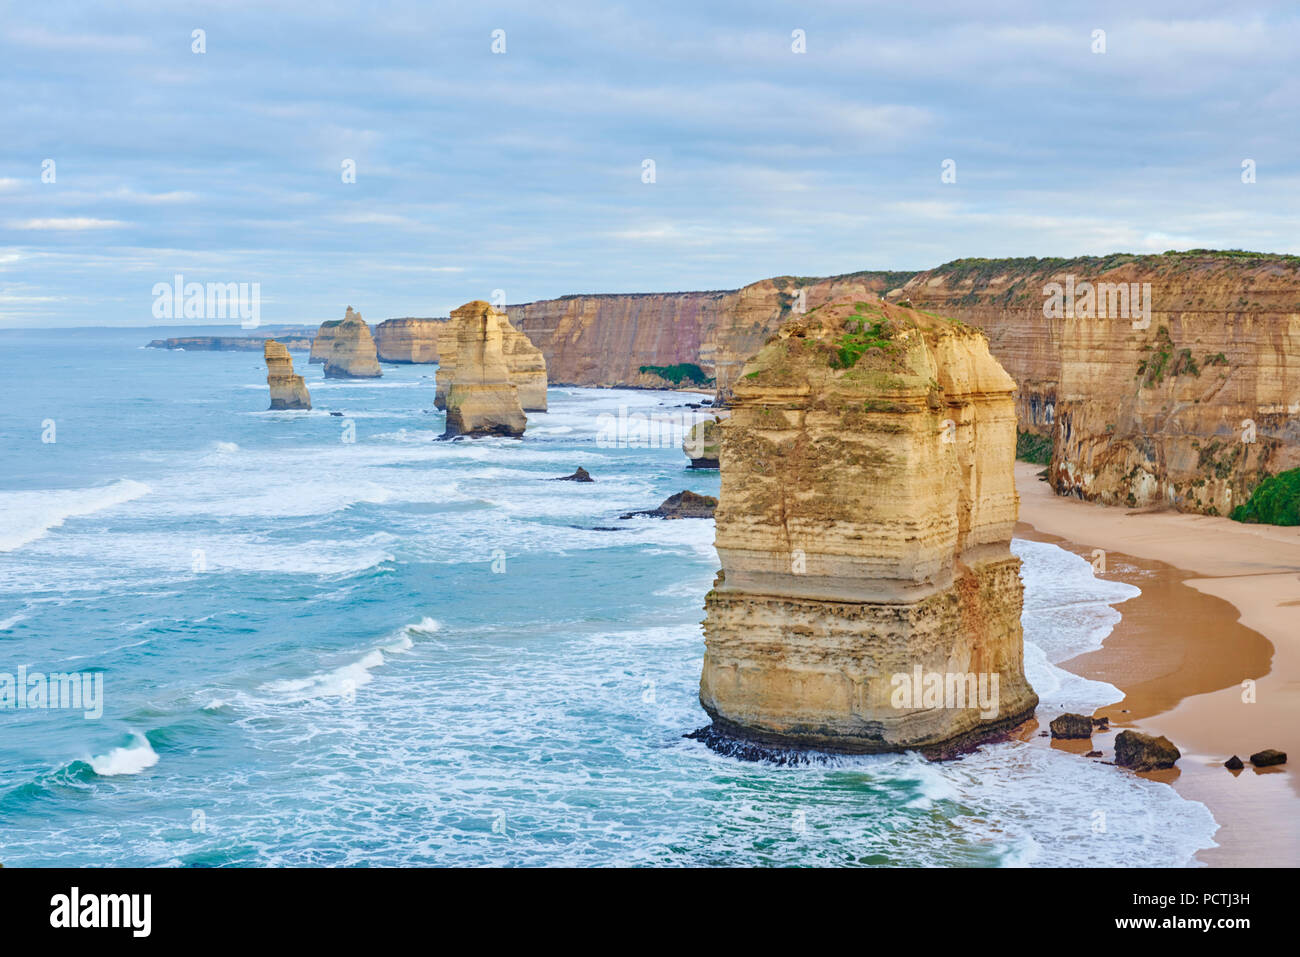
[0,327,1217,866]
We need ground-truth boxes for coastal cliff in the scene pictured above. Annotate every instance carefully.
[437,306,547,411]
[263,339,311,410]
[322,308,383,379]
[506,272,911,397]
[374,317,446,363]
[698,298,1038,753]
[441,301,527,438]
[148,333,313,352]
[894,253,1300,514]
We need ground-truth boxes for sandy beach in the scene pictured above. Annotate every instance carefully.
[1014,462,1300,867]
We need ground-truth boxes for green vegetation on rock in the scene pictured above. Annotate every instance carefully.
[1016,430,1053,465]
[1231,468,1300,526]
[639,363,715,387]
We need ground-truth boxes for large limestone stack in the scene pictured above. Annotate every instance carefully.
[264,339,311,410]
[436,305,547,411]
[699,299,1037,753]
[441,301,527,438]
[322,307,382,379]
[374,317,446,363]
[308,321,341,363]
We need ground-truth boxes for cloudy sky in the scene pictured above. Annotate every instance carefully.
[3,1,1298,326]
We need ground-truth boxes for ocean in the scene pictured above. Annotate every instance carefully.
[0,326,1217,866]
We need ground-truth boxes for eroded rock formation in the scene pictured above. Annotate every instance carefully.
[374,317,446,363]
[436,305,547,411]
[441,301,527,438]
[309,321,340,363]
[619,490,717,520]
[321,308,382,379]
[683,419,721,469]
[698,299,1038,754]
[264,339,311,410]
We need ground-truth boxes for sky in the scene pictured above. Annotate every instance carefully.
[3,1,1299,326]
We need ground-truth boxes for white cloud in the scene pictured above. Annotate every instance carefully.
[9,218,127,231]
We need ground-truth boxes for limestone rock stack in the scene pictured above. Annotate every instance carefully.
[436,305,547,411]
[308,321,340,363]
[699,298,1037,753]
[322,308,382,379]
[441,301,527,438]
[264,339,312,410]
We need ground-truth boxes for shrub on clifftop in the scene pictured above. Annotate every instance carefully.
[1230,468,1300,526]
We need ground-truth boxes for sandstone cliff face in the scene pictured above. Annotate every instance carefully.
[374,318,446,363]
[263,339,311,410]
[894,254,1300,514]
[322,308,382,379]
[441,301,527,438]
[436,306,548,411]
[699,299,1037,753]
[506,272,911,399]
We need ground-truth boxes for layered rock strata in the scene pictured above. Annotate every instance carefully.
[441,301,527,438]
[892,253,1300,515]
[321,308,382,379]
[436,306,547,411]
[263,339,311,410]
[699,299,1038,753]
[374,317,446,363]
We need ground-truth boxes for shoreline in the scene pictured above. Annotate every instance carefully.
[1013,462,1300,867]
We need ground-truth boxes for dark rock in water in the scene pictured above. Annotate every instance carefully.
[1114,730,1180,771]
[620,490,717,520]
[554,467,594,482]
[1049,713,1094,739]
[684,725,822,766]
[1224,755,1244,770]
[330,411,344,416]
[1092,715,1110,730]
[1250,749,1287,767]
[1085,750,1102,758]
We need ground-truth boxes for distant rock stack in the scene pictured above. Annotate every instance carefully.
[683,419,721,469]
[264,339,312,410]
[441,301,527,438]
[436,305,547,411]
[322,307,382,379]
[308,321,341,363]
[374,317,446,363]
[698,299,1037,754]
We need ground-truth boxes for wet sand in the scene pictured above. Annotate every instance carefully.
[1014,463,1300,867]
